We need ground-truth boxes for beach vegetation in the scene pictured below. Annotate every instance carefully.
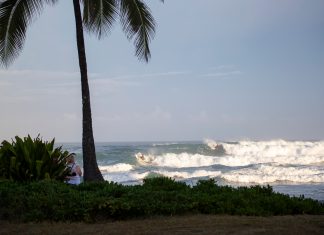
[0,0,162,182]
[0,177,323,222]
[0,135,70,182]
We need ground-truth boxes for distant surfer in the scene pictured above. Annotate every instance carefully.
[135,152,145,161]
[204,139,227,155]
[135,152,154,164]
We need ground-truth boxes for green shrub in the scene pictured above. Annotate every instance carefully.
[0,177,323,222]
[143,176,189,191]
[0,135,70,182]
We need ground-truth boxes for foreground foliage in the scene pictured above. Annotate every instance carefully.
[0,177,323,222]
[0,136,70,182]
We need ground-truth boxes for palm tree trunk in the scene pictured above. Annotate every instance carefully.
[72,0,103,181]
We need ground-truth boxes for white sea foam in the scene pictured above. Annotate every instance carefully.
[99,163,133,172]
[220,139,324,158]
[102,170,221,183]
[135,150,324,168]
[103,140,324,185]
[206,139,324,156]
[217,154,324,167]
[152,142,179,146]
[222,165,324,184]
[155,170,221,179]
[136,152,219,168]
[103,171,149,183]
[205,139,324,166]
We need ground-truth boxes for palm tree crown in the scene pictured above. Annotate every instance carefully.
[0,0,158,66]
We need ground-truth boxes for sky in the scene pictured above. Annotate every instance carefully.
[1,0,324,142]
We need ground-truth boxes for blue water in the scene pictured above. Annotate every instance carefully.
[60,140,324,201]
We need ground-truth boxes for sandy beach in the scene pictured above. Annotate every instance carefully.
[1,215,324,235]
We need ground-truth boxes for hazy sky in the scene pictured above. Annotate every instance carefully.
[1,0,324,142]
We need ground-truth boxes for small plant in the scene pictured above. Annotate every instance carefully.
[0,135,70,182]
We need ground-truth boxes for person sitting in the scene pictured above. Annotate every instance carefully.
[66,153,82,185]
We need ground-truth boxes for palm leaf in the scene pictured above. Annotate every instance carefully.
[0,0,57,67]
[119,0,156,62]
[82,0,118,39]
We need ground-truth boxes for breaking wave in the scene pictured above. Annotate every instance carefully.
[136,152,219,168]
[222,164,324,184]
[99,163,133,172]
[135,149,324,168]
[129,139,324,184]
[154,170,222,179]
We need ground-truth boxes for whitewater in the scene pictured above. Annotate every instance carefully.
[62,139,324,201]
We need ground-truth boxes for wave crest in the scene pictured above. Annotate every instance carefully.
[136,152,218,168]
[99,163,133,172]
[222,164,324,184]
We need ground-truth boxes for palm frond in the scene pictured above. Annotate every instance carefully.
[120,0,156,62]
[82,0,118,39]
[0,0,57,67]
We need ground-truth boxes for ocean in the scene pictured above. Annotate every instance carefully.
[61,139,324,201]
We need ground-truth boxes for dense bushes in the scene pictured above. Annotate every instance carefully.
[0,177,323,222]
[0,135,70,182]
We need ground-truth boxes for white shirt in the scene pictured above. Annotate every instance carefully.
[67,163,81,185]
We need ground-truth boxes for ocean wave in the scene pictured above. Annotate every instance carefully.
[135,152,218,168]
[152,142,179,147]
[101,164,324,184]
[222,165,324,184]
[102,170,221,183]
[155,169,221,179]
[135,151,324,168]
[216,154,324,167]
[206,139,324,158]
[99,163,133,172]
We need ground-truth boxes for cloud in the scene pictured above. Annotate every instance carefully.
[201,65,243,79]
[202,70,242,78]
[95,114,123,122]
[88,70,192,94]
[94,106,172,123]
[0,69,138,98]
[0,69,79,79]
[0,69,191,92]
[108,71,191,80]
[208,65,235,70]
[149,106,172,121]
[91,77,139,87]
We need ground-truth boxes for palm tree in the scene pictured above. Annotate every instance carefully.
[0,0,161,181]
